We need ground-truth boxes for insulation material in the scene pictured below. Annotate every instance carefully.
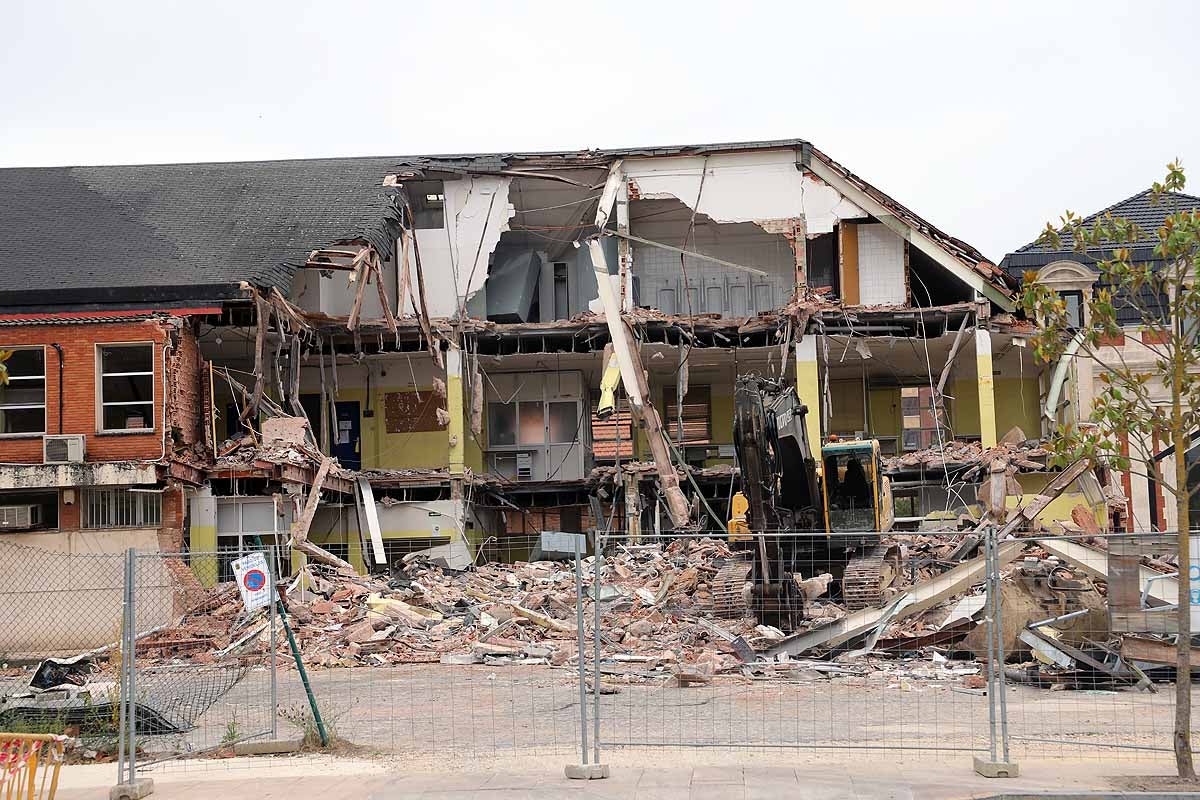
[856,224,906,306]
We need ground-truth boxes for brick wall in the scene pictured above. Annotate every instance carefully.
[0,319,173,464]
[166,325,206,457]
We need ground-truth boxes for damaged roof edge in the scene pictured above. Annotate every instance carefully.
[802,146,1017,312]
[393,139,1013,311]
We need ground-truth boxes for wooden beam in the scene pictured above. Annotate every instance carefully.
[288,458,355,571]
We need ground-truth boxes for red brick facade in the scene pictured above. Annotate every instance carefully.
[0,319,172,464]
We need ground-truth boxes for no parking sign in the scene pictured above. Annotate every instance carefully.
[232,551,275,613]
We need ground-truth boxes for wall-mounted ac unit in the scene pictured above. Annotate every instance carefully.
[0,504,41,530]
[43,434,85,464]
[516,452,533,481]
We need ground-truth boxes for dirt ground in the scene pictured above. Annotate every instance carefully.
[129,662,1192,767]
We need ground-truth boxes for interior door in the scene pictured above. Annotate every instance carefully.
[333,401,361,469]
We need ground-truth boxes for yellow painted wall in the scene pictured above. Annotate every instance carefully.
[869,388,900,439]
[950,377,981,437]
[950,377,1039,442]
[353,385,450,470]
[994,378,1041,441]
[828,380,866,435]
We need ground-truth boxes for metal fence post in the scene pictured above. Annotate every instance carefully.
[574,535,589,765]
[117,548,130,784]
[592,537,602,766]
[992,528,1011,764]
[126,548,138,782]
[983,529,998,763]
[270,552,279,740]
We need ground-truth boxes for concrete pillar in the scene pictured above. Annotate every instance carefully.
[446,347,466,477]
[975,328,998,449]
[189,485,218,587]
[794,336,823,452]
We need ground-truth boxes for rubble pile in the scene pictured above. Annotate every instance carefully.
[145,538,776,672]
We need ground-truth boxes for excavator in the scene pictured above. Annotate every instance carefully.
[716,375,897,630]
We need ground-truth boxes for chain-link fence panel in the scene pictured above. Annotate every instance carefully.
[995,530,1197,762]
[0,541,127,752]
[589,530,995,758]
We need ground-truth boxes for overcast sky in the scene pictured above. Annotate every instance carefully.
[2,1,1195,259]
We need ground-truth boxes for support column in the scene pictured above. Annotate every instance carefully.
[446,347,466,477]
[189,486,218,587]
[794,336,823,452]
[976,328,998,449]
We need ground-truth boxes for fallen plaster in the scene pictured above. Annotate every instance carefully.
[623,150,866,236]
[413,175,515,317]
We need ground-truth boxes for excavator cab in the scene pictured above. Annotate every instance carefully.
[821,439,894,533]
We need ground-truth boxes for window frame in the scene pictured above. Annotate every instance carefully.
[0,345,47,437]
[96,342,156,433]
[1058,289,1085,331]
[82,487,162,529]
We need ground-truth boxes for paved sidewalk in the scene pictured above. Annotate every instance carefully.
[51,756,1188,800]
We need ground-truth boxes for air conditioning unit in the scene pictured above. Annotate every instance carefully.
[44,434,85,464]
[516,452,533,481]
[0,504,41,531]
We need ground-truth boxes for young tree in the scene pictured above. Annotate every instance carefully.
[1022,161,1199,778]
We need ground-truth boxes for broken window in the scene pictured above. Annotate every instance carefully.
[806,233,840,295]
[663,386,711,444]
[900,386,939,451]
[406,181,446,229]
[0,347,45,435]
[98,343,154,432]
[83,487,161,529]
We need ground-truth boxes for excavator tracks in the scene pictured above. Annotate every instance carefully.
[711,559,754,618]
[842,544,902,610]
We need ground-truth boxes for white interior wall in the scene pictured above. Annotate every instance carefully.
[857,223,907,305]
[413,176,514,318]
[623,150,866,230]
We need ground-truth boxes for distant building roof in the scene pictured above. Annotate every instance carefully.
[0,157,403,311]
[1000,188,1200,276]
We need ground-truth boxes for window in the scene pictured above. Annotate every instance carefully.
[900,386,939,451]
[548,401,579,443]
[83,488,161,529]
[0,347,45,435]
[488,403,517,446]
[215,497,289,582]
[1059,290,1084,330]
[98,344,154,432]
[518,401,545,445]
[663,386,711,444]
[489,400,582,446]
[407,181,446,229]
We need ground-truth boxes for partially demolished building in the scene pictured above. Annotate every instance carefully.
[0,139,1108,584]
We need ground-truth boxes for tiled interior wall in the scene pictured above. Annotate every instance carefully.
[857,223,906,305]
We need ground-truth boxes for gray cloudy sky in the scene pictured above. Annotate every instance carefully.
[2,0,1196,259]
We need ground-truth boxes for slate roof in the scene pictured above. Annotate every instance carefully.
[0,157,403,310]
[1000,189,1200,275]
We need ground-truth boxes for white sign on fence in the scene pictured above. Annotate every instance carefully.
[232,551,275,613]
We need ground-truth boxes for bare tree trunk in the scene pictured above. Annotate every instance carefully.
[1173,393,1196,778]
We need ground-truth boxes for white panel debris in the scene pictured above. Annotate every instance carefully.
[414,176,515,317]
